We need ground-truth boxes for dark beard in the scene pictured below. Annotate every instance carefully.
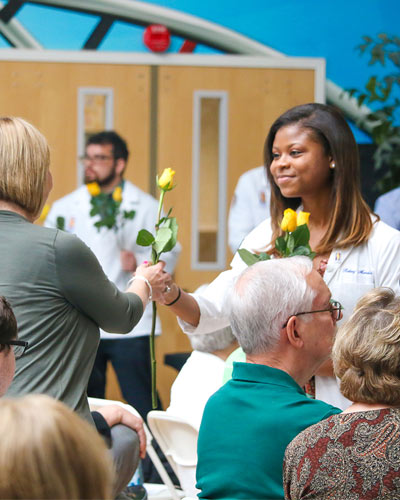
[84,167,118,188]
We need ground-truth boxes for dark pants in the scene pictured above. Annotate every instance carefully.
[88,336,162,420]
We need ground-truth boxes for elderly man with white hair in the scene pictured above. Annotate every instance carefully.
[196,257,342,500]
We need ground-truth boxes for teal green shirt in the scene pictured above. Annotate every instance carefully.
[197,362,341,500]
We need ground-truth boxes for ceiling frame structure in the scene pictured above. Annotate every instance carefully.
[0,0,373,132]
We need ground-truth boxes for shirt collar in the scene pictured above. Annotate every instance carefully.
[232,361,305,395]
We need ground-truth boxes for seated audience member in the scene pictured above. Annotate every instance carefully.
[196,257,342,500]
[284,287,400,499]
[166,323,237,498]
[0,394,113,499]
[0,294,144,497]
[0,295,27,396]
[167,322,237,429]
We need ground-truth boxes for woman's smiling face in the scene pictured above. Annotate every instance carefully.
[270,124,333,200]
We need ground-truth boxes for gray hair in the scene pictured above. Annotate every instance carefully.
[189,326,236,353]
[228,256,316,355]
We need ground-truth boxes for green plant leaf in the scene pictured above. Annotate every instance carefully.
[153,227,173,254]
[275,236,286,255]
[56,216,65,231]
[161,217,178,253]
[287,234,295,254]
[237,248,261,266]
[291,224,310,247]
[123,210,136,220]
[136,229,155,246]
[291,246,311,256]
[259,252,271,261]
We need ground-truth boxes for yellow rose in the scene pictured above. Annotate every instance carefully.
[37,203,50,223]
[112,186,122,203]
[158,168,175,191]
[297,211,310,226]
[86,182,101,197]
[280,208,298,232]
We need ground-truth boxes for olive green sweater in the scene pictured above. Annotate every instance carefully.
[1,210,143,421]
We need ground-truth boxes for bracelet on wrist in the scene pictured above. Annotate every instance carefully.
[165,287,181,306]
[128,276,153,301]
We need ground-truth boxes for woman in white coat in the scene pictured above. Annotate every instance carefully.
[161,103,400,409]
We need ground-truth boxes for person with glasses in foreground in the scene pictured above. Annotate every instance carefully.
[0,296,114,499]
[284,287,400,499]
[196,257,342,500]
[160,103,400,411]
[0,295,27,396]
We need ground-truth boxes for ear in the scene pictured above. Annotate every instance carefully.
[115,158,126,176]
[284,316,304,349]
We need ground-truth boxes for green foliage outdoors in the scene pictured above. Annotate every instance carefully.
[348,34,400,194]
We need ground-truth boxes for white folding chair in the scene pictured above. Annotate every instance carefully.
[88,398,185,500]
[147,411,199,499]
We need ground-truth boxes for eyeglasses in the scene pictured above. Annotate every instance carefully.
[79,154,114,164]
[282,300,343,328]
[6,340,28,359]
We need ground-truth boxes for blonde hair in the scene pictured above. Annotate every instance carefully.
[333,288,400,405]
[0,395,114,499]
[0,117,50,217]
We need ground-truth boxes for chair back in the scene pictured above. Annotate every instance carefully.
[147,411,199,497]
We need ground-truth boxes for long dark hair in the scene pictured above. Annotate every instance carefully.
[264,103,373,254]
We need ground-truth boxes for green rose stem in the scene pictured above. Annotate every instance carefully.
[136,169,176,409]
[149,189,165,409]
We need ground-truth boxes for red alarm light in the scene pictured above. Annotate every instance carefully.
[143,24,171,53]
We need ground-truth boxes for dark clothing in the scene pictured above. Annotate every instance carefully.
[87,336,162,419]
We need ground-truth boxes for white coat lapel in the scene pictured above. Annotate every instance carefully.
[323,247,353,286]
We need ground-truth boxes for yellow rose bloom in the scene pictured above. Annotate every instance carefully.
[37,203,50,224]
[158,168,175,191]
[281,208,297,232]
[87,182,101,197]
[112,186,123,203]
[297,211,310,226]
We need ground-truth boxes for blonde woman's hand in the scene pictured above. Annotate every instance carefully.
[135,261,169,302]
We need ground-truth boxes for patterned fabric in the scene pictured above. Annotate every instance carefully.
[284,408,400,499]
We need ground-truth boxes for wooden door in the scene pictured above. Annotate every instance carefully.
[0,61,151,198]
[155,65,316,405]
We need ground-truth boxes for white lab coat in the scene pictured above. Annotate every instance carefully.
[228,166,270,253]
[46,181,181,338]
[179,216,400,409]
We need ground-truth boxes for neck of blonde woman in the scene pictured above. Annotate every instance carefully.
[0,201,33,222]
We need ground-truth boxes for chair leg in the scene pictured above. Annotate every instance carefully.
[146,443,182,500]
